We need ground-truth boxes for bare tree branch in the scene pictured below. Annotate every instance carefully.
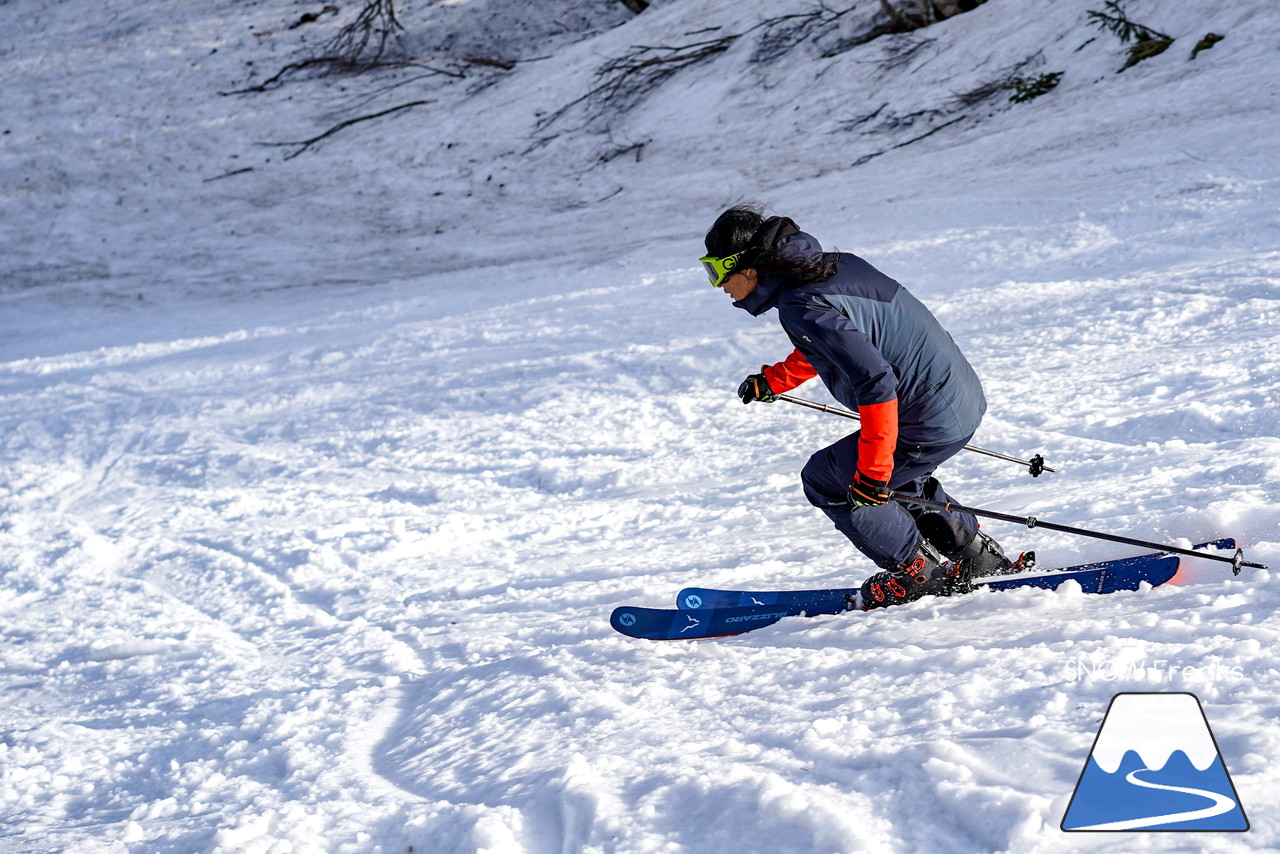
[222,59,462,96]
[324,0,405,65]
[260,99,433,160]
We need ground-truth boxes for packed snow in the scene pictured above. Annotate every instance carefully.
[2,0,1278,851]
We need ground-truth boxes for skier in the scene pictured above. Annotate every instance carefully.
[701,205,1021,609]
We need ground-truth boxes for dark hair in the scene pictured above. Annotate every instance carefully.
[704,203,841,286]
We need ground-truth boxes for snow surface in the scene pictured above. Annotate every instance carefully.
[2,0,1279,851]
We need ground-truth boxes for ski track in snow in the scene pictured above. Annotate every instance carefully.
[2,0,1279,851]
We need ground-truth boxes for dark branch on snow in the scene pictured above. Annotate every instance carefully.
[259,100,433,160]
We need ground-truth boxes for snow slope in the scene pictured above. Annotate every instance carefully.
[2,0,1278,851]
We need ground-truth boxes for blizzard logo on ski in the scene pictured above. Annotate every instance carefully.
[682,594,704,609]
[617,613,637,628]
[724,611,790,624]
[1061,692,1248,832]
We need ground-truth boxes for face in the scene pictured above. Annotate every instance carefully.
[722,268,758,302]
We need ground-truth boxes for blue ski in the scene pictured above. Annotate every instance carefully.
[611,540,1234,641]
[675,538,1235,611]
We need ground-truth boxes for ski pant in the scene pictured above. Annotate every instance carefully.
[801,431,979,570]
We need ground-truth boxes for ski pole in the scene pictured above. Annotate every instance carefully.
[775,393,1054,477]
[890,492,1267,575]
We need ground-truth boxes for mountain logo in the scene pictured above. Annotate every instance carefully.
[1062,692,1249,832]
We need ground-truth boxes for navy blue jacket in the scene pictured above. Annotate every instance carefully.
[734,232,986,446]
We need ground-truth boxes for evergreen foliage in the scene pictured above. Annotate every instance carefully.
[1006,71,1064,103]
[1086,1,1169,44]
[1087,2,1173,71]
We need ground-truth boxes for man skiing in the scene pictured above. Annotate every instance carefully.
[701,204,1021,609]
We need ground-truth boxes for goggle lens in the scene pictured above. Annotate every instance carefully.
[700,260,719,285]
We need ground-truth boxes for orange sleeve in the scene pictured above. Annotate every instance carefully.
[761,348,819,393]
[857,398,898,483]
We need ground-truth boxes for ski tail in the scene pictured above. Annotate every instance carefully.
[611,596,852,641]
[677,585,858,612]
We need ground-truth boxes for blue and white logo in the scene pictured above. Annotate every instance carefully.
[683,594,703,609]
[618,613,637,628]
[1062,692,1248,832]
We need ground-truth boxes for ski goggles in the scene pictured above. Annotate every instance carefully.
[698,251,745,288]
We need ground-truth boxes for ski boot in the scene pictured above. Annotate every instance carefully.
[856,539,972,611]
[916,512,1035,580]
[952,529,1035,579]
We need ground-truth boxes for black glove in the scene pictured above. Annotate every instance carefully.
[849,471,890,507]
[737,373,776,404]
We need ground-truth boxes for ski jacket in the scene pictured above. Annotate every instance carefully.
[733,232,986,482]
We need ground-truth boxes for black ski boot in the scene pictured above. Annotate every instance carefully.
[952,529,1035,579]
[857,539,972,610]
[916,511,1034,580]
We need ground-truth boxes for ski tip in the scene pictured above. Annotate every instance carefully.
[1166,557,1192,587]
